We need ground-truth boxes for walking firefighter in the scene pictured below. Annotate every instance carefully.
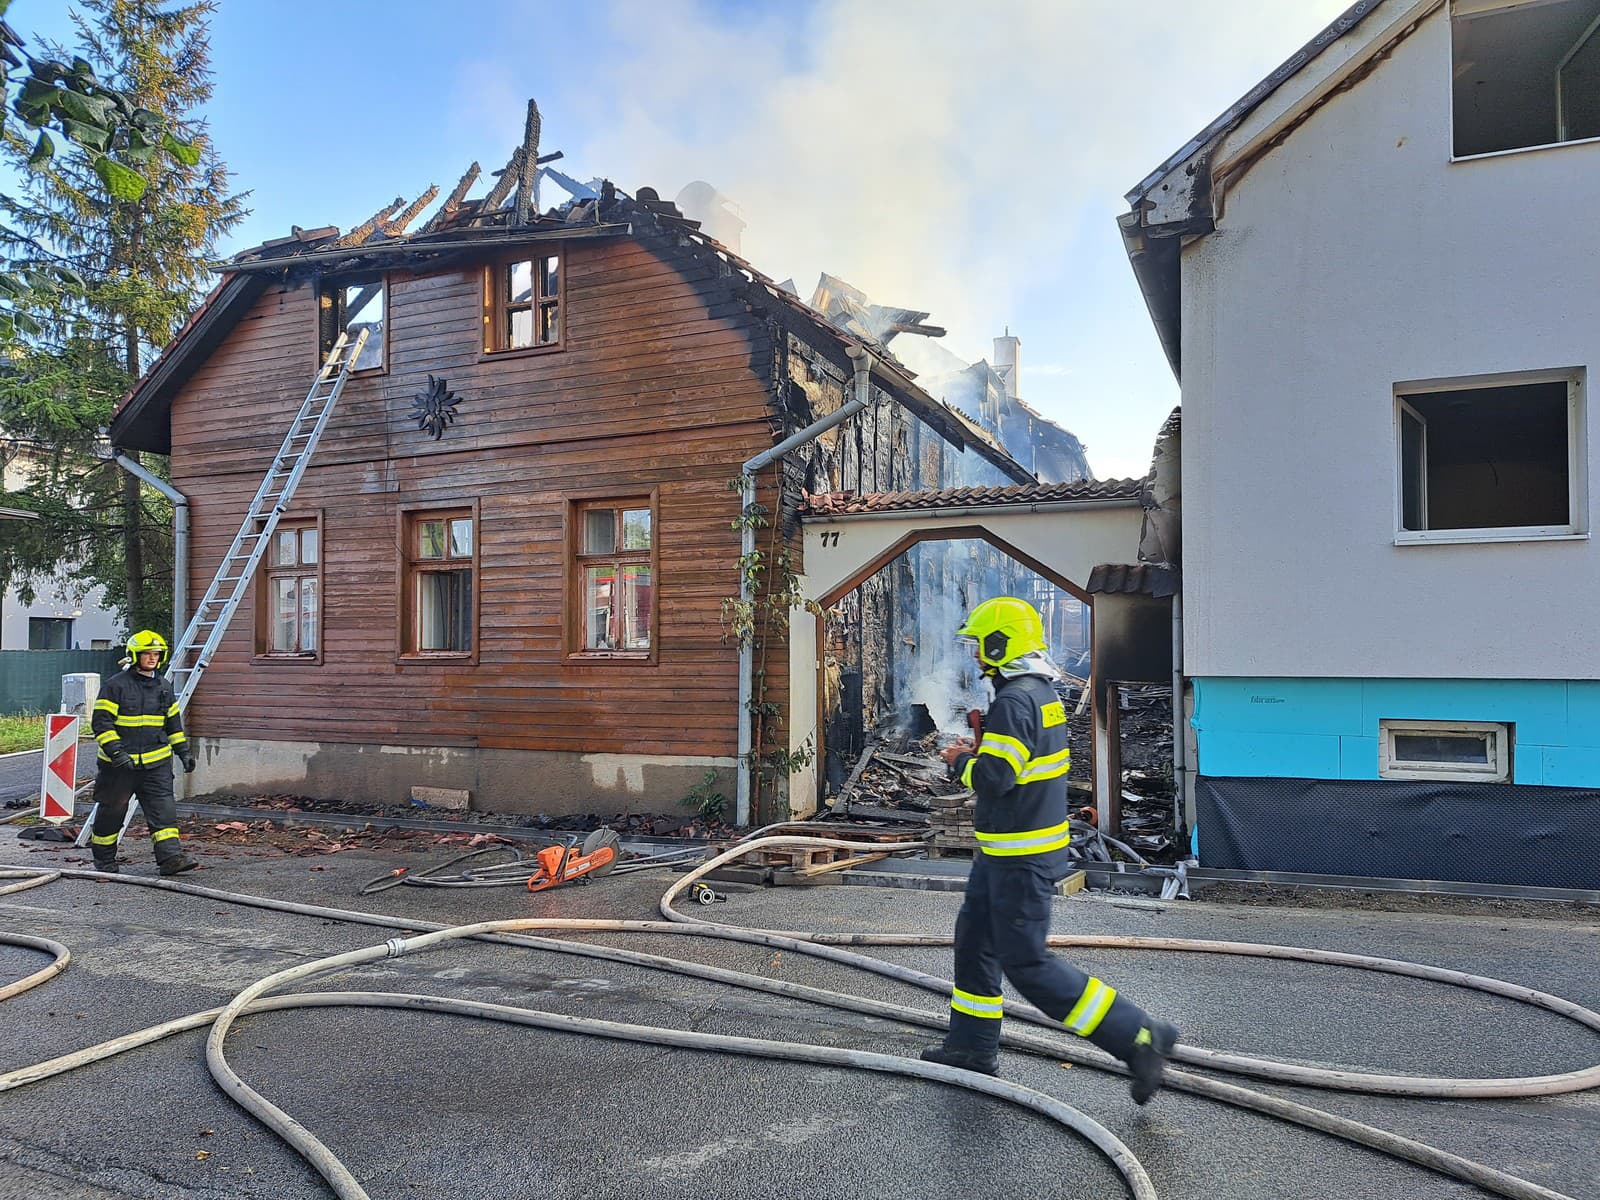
[88,630,198,876]
[922,596,1180,1102]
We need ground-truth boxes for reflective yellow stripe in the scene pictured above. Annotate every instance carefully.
[95,730,121,745]
[979,732,1030,771]
[1019,748,1071,783]
[114,715,166,727]
[93,699,119,714]
[960,757,975,789]
[90,832,120,846]
[129,746,173,766]
[166,702,180,717]
[151,827,180,843]
[1064,978,1116,1036]
[168,732,187,745]
[950,988,1004,1019]
[976,819,1073,857]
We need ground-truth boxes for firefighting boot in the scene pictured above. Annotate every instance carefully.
[919,1044,1000,1077]
[91,855,119,874]
[158,853,198,877]
[1126,1021,1179,1105]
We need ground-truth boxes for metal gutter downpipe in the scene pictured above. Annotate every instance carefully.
[108,449,188,639]
[1172,592,1186,839]
[736,347,874,825]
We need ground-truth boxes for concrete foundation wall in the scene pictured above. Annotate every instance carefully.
[180,737,738,817]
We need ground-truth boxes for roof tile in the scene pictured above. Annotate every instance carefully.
[799,478,1146,516]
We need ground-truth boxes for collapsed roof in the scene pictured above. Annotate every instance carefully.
[110,101,1033,484]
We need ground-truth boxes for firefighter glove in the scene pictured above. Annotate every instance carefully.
[180,750,197,774]
[108,749,134,769]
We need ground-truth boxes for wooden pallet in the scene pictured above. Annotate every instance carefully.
[743,821,923,883]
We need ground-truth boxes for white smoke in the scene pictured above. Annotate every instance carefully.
[450,1,1352,476]
[558,0,1356,363]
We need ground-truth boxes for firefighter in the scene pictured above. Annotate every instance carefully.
[920,597,1179,1103]
[87,630,198,876]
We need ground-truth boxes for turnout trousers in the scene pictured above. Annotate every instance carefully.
[945,852,1153,1062]
[90,763,184,867]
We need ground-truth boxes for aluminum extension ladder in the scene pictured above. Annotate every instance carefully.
[75,328,370,850]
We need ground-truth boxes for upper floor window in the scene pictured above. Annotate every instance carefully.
[318,275,385,371]
[486,252,560,352]
[569,498,654,658]
[1453,0,1600,157]
[403,508,475,656]
[258,518,320,659]
[1395,369,1587,543]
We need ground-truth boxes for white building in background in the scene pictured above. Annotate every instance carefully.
[1120,0,1600,889]
[0,452,120,650]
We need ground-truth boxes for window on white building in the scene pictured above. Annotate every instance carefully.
[1395,371,1586,543]
[1452,0,1600,157]
[1379,719,1512,782]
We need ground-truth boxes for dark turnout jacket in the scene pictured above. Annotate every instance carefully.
[91,668,186,768]
[951,673,1073,874]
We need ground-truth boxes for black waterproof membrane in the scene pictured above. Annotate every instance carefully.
[1195,776,1600,890]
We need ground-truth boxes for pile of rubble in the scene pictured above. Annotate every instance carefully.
[826,684,1180,864]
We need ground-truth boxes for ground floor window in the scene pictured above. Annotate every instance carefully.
[403,507,475,656]
[258,519,321,658]
[1378,718,1512,783]
[27,617,71,650]
[568,497,655,658]
[1395,370,1585,542]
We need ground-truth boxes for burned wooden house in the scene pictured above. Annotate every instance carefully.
[109,109,1042,823]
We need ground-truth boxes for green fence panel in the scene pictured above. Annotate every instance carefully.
[0,650,125,716]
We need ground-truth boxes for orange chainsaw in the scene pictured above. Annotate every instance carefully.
[527,828,621,893]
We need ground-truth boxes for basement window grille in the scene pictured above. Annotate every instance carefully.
[403,508,475,657]
[569,498,655,658]
[1452,0,1600,157]
[1378,719,1512,783]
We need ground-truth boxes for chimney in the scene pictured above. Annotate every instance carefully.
[993,328,1020,400]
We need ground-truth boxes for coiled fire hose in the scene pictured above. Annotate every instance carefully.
[0,839,1596,1200]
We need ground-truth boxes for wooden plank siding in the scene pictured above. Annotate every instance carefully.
[169,234,784,759]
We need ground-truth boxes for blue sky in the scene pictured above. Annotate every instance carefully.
[18,0,1355,479]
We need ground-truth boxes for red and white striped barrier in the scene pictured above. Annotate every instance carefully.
[38,714,79,824]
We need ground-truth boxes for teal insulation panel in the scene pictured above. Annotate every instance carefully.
[1192,677,1600,787]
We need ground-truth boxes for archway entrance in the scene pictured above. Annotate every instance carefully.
[787,484,1146,825]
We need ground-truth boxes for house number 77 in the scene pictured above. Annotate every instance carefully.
[819,531,841,547]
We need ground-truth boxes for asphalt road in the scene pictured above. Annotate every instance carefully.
[0,833,1596,1200]
[0,743,97,807]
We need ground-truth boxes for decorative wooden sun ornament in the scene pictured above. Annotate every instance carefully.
[410,375,461,440]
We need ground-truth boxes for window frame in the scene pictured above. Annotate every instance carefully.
[314,272,390,375]
[1378,718,1513,783]
[1558,9,1600,140]
[253,511,324,666]
[482,247,564,359]
[563,489,660,665]
[1392,367,1588,545]
[397,500,480,664]
[1449,0,1600,161]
